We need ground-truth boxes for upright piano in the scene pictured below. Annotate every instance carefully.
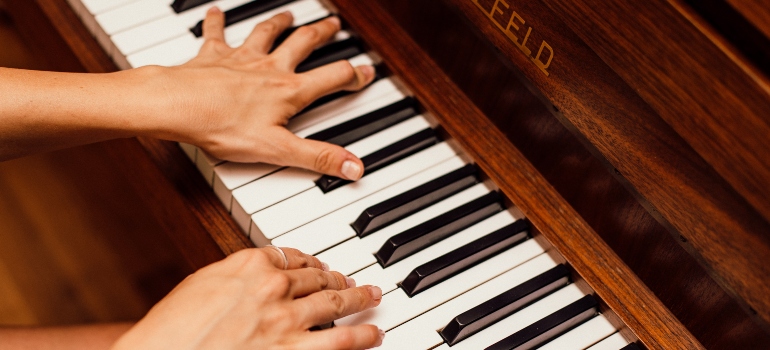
[4,0,770,348]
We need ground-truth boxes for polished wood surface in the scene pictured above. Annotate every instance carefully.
[3,0,769,348]
[0,9,193,326]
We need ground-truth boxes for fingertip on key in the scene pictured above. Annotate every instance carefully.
[328,16,341,29]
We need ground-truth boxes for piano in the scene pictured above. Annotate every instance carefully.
[4,0,769,348]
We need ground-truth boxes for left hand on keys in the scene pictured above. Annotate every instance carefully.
[159,9,374,180]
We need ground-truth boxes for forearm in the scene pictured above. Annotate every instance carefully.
[0,323,134,350]
[0,67,172,161]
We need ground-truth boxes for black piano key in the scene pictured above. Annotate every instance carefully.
[375,192,503,267]
[351,164,479,238]
[295,70,384,116]
[190,0,296,37]
[486,294,599,350]
[172,0,212,13]
[316,128,440,193]
[305,97,418,146]
[440,264,570,346]
[295,37,364,73]
[400,219,529,297]
[620,343,643,350]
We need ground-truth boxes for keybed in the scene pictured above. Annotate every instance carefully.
[65,0,638,348]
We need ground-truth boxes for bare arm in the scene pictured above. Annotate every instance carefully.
[0,9,382,349]
[0,10,373,180]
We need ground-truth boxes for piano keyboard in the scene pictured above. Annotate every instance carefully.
[66,0,638,348]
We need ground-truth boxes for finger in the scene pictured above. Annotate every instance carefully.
[202,7,226,42]
[272,129,364,180]
[292,285,382,328]
[240,11,294,55]
[284,268,353,297]
[270,17,342,69]
[292,325,384,350]
[296,61,375,106]
[263,246,326,270]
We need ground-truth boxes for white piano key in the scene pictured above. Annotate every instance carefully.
[432,284,587,350]
[232,115,431,232]
[96,0,174,36]
[586,333,631,350]
[272,156,468,255]
[195,148,224,186]
[213,162,282,210]
[315,182,497,276]
[379,252,560,350]
[289,78,403,135]
[212,79,406,209]
[127,0,326,68]
[251,142,459,240]
[335,238,550,330]
[350,184,504,293]
[538,314,618,350]
[112,0,253,56]
[178,142,197,161]
[293,88,405,139]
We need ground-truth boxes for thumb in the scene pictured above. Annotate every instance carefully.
[279,131,364,180]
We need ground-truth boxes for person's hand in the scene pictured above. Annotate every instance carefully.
[156,8,374,180]
[111,247,384,349]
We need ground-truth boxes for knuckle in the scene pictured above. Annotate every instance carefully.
[315,270,329,289]
[266,272,292,295]
[313,147,337,173]
[324,291,346,316]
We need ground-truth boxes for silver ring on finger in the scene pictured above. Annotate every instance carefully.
[266,245,289,270]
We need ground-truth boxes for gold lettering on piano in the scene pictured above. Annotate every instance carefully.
[472,0,554,76]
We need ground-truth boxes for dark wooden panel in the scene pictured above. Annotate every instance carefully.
[2,0,113,72]
[0,144,193,326]
[724,0,770,47]
[443,0,770,334]
[333,0,702,348]
[374,0,770,347]
[2,0,252,269]
[548,0,770,226]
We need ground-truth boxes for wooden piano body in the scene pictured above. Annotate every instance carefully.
[4,0,769,348]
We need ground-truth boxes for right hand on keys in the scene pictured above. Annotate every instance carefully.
[156,8,375,180]
[111,247,384,349]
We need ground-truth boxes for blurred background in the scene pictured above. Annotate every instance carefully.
[0,0,191,327]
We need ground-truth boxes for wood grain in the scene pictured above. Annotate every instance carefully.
[3,0,252,270]
[0,144,192,325]
[444,0,770,335]
[724,0,770,43]
[378,1,769,346]
[7,0,769,347]
[333,0,703,348]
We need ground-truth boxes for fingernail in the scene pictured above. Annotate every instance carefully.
[321,262,330,271]
[360,65,375,81]
[341,160,362,180]
[280,10,293,18]
[346,277,356,288]
[207,6,221,14]
[369,286,382,301]
[375,328,385,347]
[328,16,341,28]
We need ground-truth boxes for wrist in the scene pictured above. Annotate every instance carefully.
[114,65,181,141]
